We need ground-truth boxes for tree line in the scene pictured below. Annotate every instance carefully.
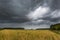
[50,23,60,30]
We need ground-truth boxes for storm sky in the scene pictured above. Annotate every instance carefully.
[0,0,60,29]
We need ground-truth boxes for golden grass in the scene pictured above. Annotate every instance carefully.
[0,29,60,40]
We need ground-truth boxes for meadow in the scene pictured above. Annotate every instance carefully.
[0,29,60,40]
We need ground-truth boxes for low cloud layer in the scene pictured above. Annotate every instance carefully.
[0,0,60,29]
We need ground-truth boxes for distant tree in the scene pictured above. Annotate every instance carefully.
[50,23,60,30]
[3,28,25,30]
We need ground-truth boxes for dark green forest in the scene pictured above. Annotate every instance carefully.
[50,23,60,30]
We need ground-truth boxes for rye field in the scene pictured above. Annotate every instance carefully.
[0,29,60,40]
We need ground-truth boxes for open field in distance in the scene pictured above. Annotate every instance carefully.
[0,29,60,40]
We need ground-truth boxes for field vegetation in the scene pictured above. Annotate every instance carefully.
[0,23,60,40]
[0,29,60,40]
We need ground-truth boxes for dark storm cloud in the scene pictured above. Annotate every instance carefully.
[0,0,60,29]
[51,0,60,10]
[0,0,43,23]
[0,0,32,23]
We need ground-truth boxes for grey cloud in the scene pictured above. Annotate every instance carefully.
[0,0,60,29]
[21,0,60,29]
[0,0,43,23]
[0,0,32,23]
